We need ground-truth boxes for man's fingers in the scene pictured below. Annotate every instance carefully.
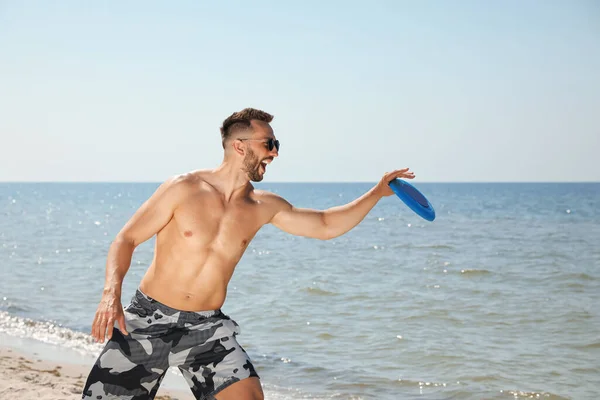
[118,315,128,336]
[91,314,99,341]
[97,317,107,343]
[392,169,414,178]
[106,318,115,340]
[385,169,412,182]
[388,168,409,176]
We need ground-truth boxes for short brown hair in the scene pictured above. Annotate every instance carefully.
[220,108,274,148]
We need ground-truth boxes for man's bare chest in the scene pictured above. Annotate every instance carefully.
[170,194,269,248]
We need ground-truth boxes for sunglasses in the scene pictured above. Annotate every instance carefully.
[238,138,280,152]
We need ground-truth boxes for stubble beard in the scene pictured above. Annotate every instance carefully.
[243,148,263,182]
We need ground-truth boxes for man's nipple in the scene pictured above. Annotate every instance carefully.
[184,230,193,237]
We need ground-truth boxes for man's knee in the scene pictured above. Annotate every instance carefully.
[251,383,264,400]
[214,377,263,400]
[253,391,265,400]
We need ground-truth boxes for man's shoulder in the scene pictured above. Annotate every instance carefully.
[166,169,211,187]
[253,188,279,200]
[253,189,291,209]
[158,170,210,196]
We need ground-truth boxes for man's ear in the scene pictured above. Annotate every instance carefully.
[232,139,245,156]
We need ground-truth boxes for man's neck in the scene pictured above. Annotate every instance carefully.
[209,161,252,202]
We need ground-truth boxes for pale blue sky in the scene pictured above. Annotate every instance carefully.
[1,1,598,182]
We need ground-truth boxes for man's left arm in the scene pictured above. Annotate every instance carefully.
[269,168,415,240]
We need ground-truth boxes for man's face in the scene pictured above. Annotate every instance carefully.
[241,121,279,182]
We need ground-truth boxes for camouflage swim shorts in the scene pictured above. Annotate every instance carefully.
[81,288,259,400]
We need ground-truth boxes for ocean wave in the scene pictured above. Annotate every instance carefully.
[561,282,586,290]
[317,333,335,340]
[395,243,455,250]
[562,272,597,281]
[0,311,103,357]
[261,382,330,400]
[0,303,32,313]
[572,341,600,350]
[459,269,491,276]
[302,287,338,296]
[416,244,455,250]
[333,375,453,391]
[392,377,568,400]
[499,389,570,399]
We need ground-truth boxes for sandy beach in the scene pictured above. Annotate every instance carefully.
[0,345,193,400]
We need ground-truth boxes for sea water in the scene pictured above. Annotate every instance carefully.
[1,182,599,399]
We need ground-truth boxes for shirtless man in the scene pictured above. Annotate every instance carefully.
[81,108,415,400]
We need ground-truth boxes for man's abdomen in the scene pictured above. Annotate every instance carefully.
[139,255,236,312]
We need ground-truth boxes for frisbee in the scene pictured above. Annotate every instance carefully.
[388,178,436,221]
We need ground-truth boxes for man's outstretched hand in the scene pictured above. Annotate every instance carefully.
[91,292,128,343]
[374,168,415,198]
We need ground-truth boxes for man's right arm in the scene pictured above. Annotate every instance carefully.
[92,175,187,342]
[102,176,186,298]
[267,169,415,240]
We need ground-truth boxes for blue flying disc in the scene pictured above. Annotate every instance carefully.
[389,178,436,221]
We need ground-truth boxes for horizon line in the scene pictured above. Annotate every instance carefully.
[1,180,599,184]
